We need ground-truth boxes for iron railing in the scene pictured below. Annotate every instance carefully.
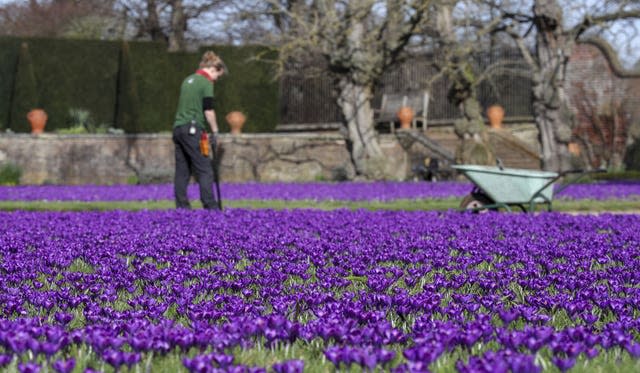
[278,49,534,129]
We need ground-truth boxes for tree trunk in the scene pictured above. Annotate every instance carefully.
[533,0,573,171]
[168,0,186,52]
[337,79,386,179]
[146,0,164,42]
[437,1,494,166]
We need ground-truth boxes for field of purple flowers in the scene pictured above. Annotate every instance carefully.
[1,209,639,372]
[0,180,639,202]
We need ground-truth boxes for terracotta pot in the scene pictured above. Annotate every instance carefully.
[486,104,504,129]
[27,109,48,134]
[396,106,414,130]
[568,142,581,156]
[226,111,246,135]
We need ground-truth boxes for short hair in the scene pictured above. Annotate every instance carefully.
[199,51,226,74]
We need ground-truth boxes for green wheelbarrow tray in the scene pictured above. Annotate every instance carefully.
[452,165,599,212]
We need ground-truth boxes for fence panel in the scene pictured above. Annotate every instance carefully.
[278,50,533,128]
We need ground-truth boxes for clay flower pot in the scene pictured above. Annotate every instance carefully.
[226,111,246,135]
[27,109,47,134]
[568,142,581,156]
[396,106,414,130]
[486,104,504,129]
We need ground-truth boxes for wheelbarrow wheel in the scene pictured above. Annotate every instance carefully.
[460,193,494,213]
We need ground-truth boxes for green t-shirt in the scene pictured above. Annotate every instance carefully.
[173,72,214,129]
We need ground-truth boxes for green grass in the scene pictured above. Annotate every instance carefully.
[0,198,638,212]
[1,343,638,373]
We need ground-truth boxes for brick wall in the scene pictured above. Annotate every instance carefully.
[567,40,640,167]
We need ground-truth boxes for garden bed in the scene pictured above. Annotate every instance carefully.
[0,209,639,372]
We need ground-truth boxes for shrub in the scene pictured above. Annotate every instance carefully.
[57,108,112,134]
[0,163,22,185]
[591,170,640,181]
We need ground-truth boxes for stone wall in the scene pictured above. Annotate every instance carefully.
[0,125,540,185]
[0,133,381,184]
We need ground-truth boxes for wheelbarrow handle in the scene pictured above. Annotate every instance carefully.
[529,168,606,207]
[554,168,607,195]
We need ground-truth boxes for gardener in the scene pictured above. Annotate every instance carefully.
[172,50,225,209]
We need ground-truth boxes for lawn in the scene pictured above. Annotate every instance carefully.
[0,180,639,213]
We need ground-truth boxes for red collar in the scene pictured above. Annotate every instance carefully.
[196,69,213,81]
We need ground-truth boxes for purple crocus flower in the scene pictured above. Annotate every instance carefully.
[352,348,377,370]
[182,355,210,373]
[625,342,640,358]
[586,347,600,359]
[2,208,640,372]
[582,313,598,325]
[7,333,30,354]
[52,358,75,373]
[498,308,519,324]
[211,353,234,368]
[0,354,12,367]
[324,346,344,367]
[17,362,40,373]
[102,349,124,369]
[552,356,576,372]
[509,354,541,373]
[123,351,141,368]
[272,360,304,373]
[376,348,396,365]
[54,312,74,325]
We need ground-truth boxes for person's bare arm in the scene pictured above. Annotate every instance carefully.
[204,109,218,133]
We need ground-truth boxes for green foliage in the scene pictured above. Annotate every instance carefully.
[57,108,112,134]
[9,42,39,133]
[68,107,92,129]
[0,163,22,185]
[115,41,141,133]
[589,170,640,181]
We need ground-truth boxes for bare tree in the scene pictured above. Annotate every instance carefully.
[115,0,230,51]
[0,0,117,38]
[568,39,640,170]
[428,0,503,165]
[497,0,640,171]
[263,0,433,179]
[572,83,631,170]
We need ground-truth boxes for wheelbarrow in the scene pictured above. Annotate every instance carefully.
[452,164,601,213]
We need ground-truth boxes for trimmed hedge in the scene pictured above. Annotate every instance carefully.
[0,37,279,133]
[9,42,39,132]
[115,41,141,133]
[208,45,280,133]
[0,37,20,130]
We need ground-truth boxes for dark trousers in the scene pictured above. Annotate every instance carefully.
[173,125,218,209]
